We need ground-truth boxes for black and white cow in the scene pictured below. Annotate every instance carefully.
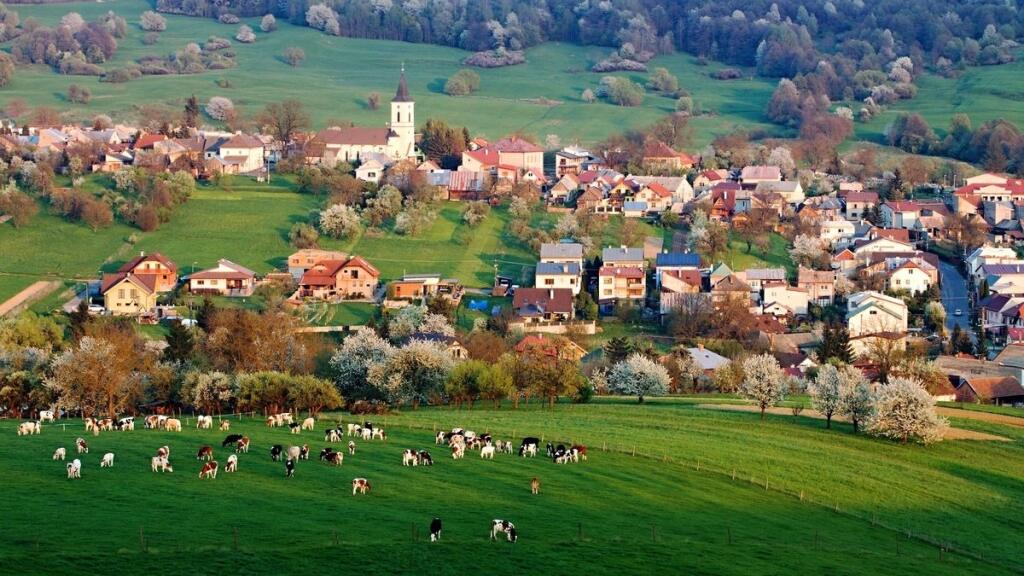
[490,519,517,543]
[402,449,419,467]
[430,517,442,542]
[222,434,243,447]
[270,444,283,461]
[284,458,295,478]
[418,451,433,466]
[319,447,334,461]
[519,437,539,458]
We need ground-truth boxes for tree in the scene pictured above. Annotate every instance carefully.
[306,3,340,35]
[445,360,487,408]
[944,213,987,252]
[163,319,195,363]
[0,187,38,228]
[765,78,801,126]
[818,322,854,364]
[694,218,728,265]
[740,354,786,420]
[367,339,454,407]
[867,377,948,444]
[581,88,596,103]
[67,84,91,104]
[139,10,166,31]
[330,330,394,403]
[260,14,277,33]
[838,367,874,433]
[790,235,826,268]
[419,119,469,168]
[603,337,632,364]
[444,69,480,96]
[283,47,305,67]
[608,78,644,106]
[289,222,319,248]
[195,296,217,332]
[318,203,362,239]
[67,299,91,341]
[81,199,113,231]
[183,94,200,128]
[204,310,314,374]
[607,353,670,403]
[258,100,310,142]
[205,96,234,121]
[290,375,342,416]
[0,53,15,88]
[49,332,148,418]
[478,363,514,408]
[574,290,598,321]
[808,364,843,428]
[183,371,236,415]
[462,201,489,227]
[647,67,678,92]
[235,24,255,43]
[887,113,937,154]
[367,92,380,110]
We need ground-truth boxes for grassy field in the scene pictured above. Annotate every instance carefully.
[723,231,793,274]
[0,273,35,304]
[1,0,779,148]
[1,400,1020,574]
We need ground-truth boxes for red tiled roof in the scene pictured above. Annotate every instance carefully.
[955,181,1024,196]
[492,137,543,153]
[222,134,263,149]
[118,252,177,274]
[101,272,157,295]
[316,127,393,146]
[644,182,673,198]
[873,229,910,242]
[512,288,574,314]
[663,269,702,287]
[133,133,167,150]
[464,148,500,167]
[598,266,645,279]
[963,376,1024,399]
[843,191,878,203]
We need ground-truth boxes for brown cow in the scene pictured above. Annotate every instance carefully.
[352,478,371,495]
[196,446,213,461]
[531,477,540,495]
[199,461,218,479]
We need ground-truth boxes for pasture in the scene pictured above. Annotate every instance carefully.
[1,400,1022,574]
[2,0,780,148]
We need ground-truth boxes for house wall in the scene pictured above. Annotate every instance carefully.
[536,273,580,295]
[889,267,932,294]
[103,282,157,315]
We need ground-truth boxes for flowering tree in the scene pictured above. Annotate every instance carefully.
[184,371,236,415]
[139,10,166,31]
[867,377,948,444]
[838,366,874,433]
[387,305,454,342]
[306,4,340,35]
[235,24,256,43]
[607,353,670,403]
[808,364,842,428]
[329,330,394,402]
[260,14,277,32]
[319,203,362,239]
[789,234,826,268]
[205,96,234,121]
[740,353,786,420]
[367,339,455,407]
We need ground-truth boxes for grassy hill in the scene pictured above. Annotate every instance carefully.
[2,399,1020,574]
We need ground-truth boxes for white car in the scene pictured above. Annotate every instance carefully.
[954,309,963,316]
[87,304,106,315]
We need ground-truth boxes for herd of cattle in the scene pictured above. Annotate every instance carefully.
[19,416,589,543]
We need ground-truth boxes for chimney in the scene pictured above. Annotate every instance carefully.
[548,289,554,299]
[140,250,145,257]
[697,343,704,351]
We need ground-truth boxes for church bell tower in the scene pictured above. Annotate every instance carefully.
[390,67,415,159]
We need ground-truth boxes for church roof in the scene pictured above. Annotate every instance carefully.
[393,71,412,102]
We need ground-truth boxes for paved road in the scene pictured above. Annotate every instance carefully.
[938,259,972,332]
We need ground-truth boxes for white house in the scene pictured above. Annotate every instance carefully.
[967,245,1024,283]
[821,218,856,248]
[846,291,908,356]
[188,259,257,297]
[216,133,264,174]
[540,242,584,268]
[602,246,645,269]
[761,283,809,316]
[754,180,804,205]
[887,259,934,294]
[535,262,582,295]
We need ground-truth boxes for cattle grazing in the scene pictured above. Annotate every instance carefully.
[280,413,294,425]
[490,520,517,543]
[467,437,483,450]
[144,415,161,429]
[497,440,514,454]
[449,434,465,448]
[76,437,89,454]
[325,429,341,443]
[156,445,170,458]
[196,446,214,461]
[531,477,540,495]
[265,417,276,427]
[289,422,301,434]
[351,478,370,495]
[347,441,356,456]
[39,410,55,423]
[219,420,230,431]
[479,433,493,445]
[199,460,218,479]
[117,417,135,431]
[84,417,97,433]
[360,427,372,441]
[99,418,116,432]
[451,444,465,460]
[151,456,173,473]
[346,423,360,437]
[299,444,310,460]
[100,453,115,468]
[236,437,250,453]
[66,459,82,479]
[270,445,283,461]
[435,431,447,445]
[519,438,539,458]
[225,454,238,473]
[165,418,182,432]
[319,447,334,461]
[372,428,387,441]
[402,449,418,466]
[301,417,315,431]
[196,415,213,430]
[53,447,66,461]
[480,444,495,459]
[222,434,243,447]
[546,443,555,458]
[284,458,295,478]
[430,518,442,542]
[325,452,343,466]
[17,421,40,436]
[572,445,588,462]
[418,451,433,466]
[284,445,302,461]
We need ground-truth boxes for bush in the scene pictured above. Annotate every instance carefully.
[306,4,340,36]
[711,68,742,80]
[67,84,91,104]
[591,55,647,73]
[260,14,277,32]
[235,25,255,44]
[205,96,234,121]
[142,31,160,45]
[607,78,644,107]
[218,13,240,24]
[283,46,305,67]
[463,48,525,68]
[101,66,142,83]
[444,69,481,96]
[204,36,231,51]
[139,11,166,32]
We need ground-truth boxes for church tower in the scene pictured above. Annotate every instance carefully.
[390,68,415,159]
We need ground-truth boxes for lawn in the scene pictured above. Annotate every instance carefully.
[0,273,35,304]
[1,401,1019,574]
[2,0,779,149]
[0,209,134,279]
[723,231,793,275]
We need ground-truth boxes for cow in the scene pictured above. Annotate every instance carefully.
[464,430,477,442]
[449,434,465,448]
[402,449,419,466]
[144,415,161,429]
[301,417,315,431]
[572,445,588,462]
[346,423,361,437]
[546,443,555,458]
[451,444,465,460]
[17,421,40,436]
[284,445,302,461]
[236,437,250,453]
[225,454,238,473]
[199,460,218,479]
[196,446,214,461]
[53,447,66,461]
[480,444,495,459]
[284,458,295,478]
[265,417,276,427]
[270,445,283,461]
[196,415,213,430]
[435,431,447,445]
[151,456,173,473]
[165,418,182,432]
[325,429,341,443]
[430,518,442,542]
[531,477,540,495]
[76,437,89,454]
[84,417,97,433]
[219,420,231,431]
[100,453,115,468]
[299,444,310,460]
[372,428,387,441]
[319,447,334,461]
[324,452,343,466]
[490,520,517,543]
[352,478,370,495]
[289,422,301,434]
[280,413,294,425]
[39,410,55,423]
[519,438,539,457]
[156,445,170,458]
[97,418,114,432]
[418,451,433,466]
[116,417,135,431]
[497,440,514,454]
[222,434,244,447]
[347,441,356,456]
[66,459,82,479]
[360,427,372,441]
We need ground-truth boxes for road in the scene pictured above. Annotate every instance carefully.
[938,259,972,333]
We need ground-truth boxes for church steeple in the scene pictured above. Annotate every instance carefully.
[390,67,416,159]
[393,65,412,103]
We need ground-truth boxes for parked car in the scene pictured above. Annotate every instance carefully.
[87,304,106,315]
[954,309,963,316]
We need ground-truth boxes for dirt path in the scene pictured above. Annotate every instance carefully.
[696,403,1012,442]
[0,280,61,317]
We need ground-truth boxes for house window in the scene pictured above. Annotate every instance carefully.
[351,270,359,279]
[544,279,554,286]
[131,289,138,299]
[118,288,125,299]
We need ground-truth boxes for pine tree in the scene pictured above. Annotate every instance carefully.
[68,298,91,340]
[818,322,853,364]
[164,319,195,363]
[184,94,200,128]
[196,296,217,332]
[603,337,633,364]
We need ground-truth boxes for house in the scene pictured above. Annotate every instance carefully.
[983,264,1024,296]
[954,375,1024,405]
[540,242,584,268]
[633,183,674,213]
[761,283,809,317]
[354,152,394,184]
[514,334,588,362]
[654,252,701,287]
[820,218,856,247]
[739,268,787,295]
[548,174,580,204]
[631,176,694,204]
[512,288,575,323]
[846,291,909,356]
[188,259,256,297]
[535,262,582,295]
[389,274,463,303]
[797,267,835,306]
[852,237,916,262]
[880,200,950,238]
[685,344,729,373]
[288,249,347,280]
[117,252,177,293]
[710,274,750,303]
[555,146,602,177]
[842,191,878,220]
[597,266,646,305]
[708,263,734,287]
[101,273,159,316]
[754,180,804,205]
[297,256,380,300]
[886,258,936,294]
[622,201,648,218]
[739,165,782,186]
[640,139,695,173]
[693,169,730,191]
[659,271,705,315]
[967,245,1023,283]
[602,246,645,269]
[213,133,264,174]
[461,137,544,183]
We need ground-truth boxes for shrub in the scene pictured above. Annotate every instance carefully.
[139,11,166,32]
[142,31,160,45]
[260,14,277,32]
[205,96,234,121]
[306,4,340,36]
[463,48,525,68]
[67,84,91,104]
[444,69,480,96]
[283,46,305,67]
[204,36,231,51]
[218,13,240,24]
[607,78,644,107]
[711,68,742,80]
[235,25,255,44]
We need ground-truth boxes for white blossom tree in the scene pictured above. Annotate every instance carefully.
[260,13,277,32]
[329,330,394,401]
[235,24,256,43]
[184,371,236,415]
[139,10,166,31]
[808,364,842,428]
[766,146,795,176]
[205,96,234,121]
[319,203,362,239]
[838,366,874,433]
[387,305,454,342]
[306,4,340,35]
[740,353,787,420]
[367,339,455,406]
[607,353,670,403]
[867,377,948,444]
[789,234,826,268]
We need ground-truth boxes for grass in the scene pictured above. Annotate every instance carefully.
[723,231,793,275]
[0,209,134,279]
[938,402,1024,418]
[0,273,35,304]
[2,0,779,149]
[2,401,1020,574]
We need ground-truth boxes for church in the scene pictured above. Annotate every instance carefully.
[305,71,417,165]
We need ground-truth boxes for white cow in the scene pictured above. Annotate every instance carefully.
[196,415,213,429]
[151,456,173,473]
[53,447,66,461]
[301,417,315,431]
[66,459,82,479]
[451,444,465,460]
[39,410,55,423]
[480,444,495,459]
[219,420,231,431]
[165,418,182,432]
[372,428,387,441]
[402,449,419,466]
[225,454,238,473]
[17,421,40,436]
[100,453,115,468]
[75,437,89,454]
[360,427,372,441]
[347,423,361,437]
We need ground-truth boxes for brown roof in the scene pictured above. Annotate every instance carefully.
[101,272,157,295]
[316,127,393,146]
[222,134,263,149]
[797,267,834,285]
[513,288,574,315]
[712,274,750,292]
[873,228,911,242]
[663,269,702,287]
[300,256,379,287]
[492,137,543,153]
[118,252,177,274]
[962,376,1024,399]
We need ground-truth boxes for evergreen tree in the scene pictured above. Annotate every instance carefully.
[818,322,853,364]
[68,298,91,340]
[574,291,598,321]
[164,319,195,363]
[184,95,200,128]
[603,337,632,364]
[196,296,217,332]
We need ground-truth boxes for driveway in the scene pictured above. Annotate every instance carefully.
[938,259,971,333]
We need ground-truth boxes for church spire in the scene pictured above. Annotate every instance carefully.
[393,67,412,102]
